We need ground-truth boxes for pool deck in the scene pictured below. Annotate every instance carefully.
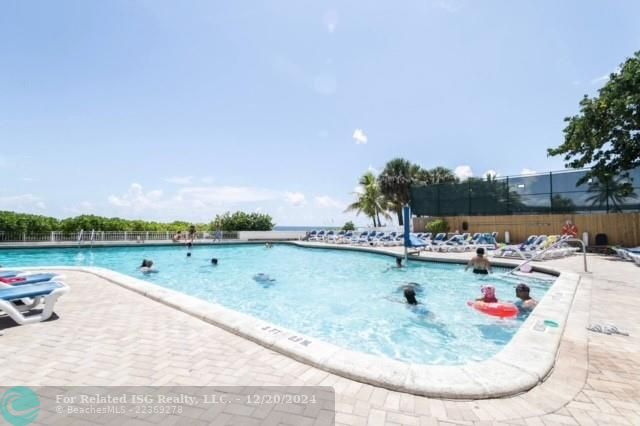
[1,246,639,425]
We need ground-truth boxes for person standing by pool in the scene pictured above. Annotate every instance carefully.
[561,219,578,238]
[188,225,197,243]
[465,248,492,274]
[515,283,537,311]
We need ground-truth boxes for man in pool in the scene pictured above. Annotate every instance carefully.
[139,259,158,273]
[465,247,492,274]
[515,283,537,311]
[211,258,218,265]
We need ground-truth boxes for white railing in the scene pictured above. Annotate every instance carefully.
[508,237,588,273]
[0,230,239,243]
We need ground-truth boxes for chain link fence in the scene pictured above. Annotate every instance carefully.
[411,168,640,216]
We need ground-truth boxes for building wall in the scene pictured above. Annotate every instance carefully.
[413,213,640,246]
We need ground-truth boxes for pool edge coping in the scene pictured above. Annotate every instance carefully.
[10,245,582,400]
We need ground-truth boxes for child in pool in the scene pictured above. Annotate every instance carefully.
[476,285,498,303]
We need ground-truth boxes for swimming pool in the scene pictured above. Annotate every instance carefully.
[0,244,554,365]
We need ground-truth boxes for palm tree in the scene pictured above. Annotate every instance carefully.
[425,167,458,184]
[345,171,391,227]
[585,174,637,212]
[378,158,414,225]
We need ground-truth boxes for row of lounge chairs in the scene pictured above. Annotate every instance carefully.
[611,247,640,266]
[493,235,580,260]
[307,230,499,251]
[0,270,69,326]
[308,230,407,246]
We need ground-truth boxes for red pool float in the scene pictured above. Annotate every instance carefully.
[467,301,518,319]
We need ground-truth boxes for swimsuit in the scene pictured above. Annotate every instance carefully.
[473,269,488,275]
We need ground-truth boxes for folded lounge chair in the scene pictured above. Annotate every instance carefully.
[0,281,69,325]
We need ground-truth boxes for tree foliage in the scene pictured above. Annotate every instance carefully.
[345,171,391,227]
[425,219,449,234]
[0,211,209,234]
[378,158,457,225]
[210,211,275,231]
[548,51,640,189]
[342,221,355,231]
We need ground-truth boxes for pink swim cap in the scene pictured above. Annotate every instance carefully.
[481,285,496,300]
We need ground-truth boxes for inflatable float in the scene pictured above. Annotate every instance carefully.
[467,300,518,319]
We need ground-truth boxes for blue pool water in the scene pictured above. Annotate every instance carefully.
[0,244,553,365]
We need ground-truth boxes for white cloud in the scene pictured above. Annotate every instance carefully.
[164,176,194,185]
[353,128,368,145]
[21,177,38,182]
[178,186,277,204]
[454,165,473,181]
[314,195,344,209]
[483,169,499,179]
[0,194,46,211]
[353,185,364,195]
[323,9,338,33]
[432,0,463,13]
[590,66,621,85]
[285,192,306,207]
[520,168,537,175]
[590,74,609,85]
[64,201,97,215]
[201,176,214,184]
[107,183,164,211]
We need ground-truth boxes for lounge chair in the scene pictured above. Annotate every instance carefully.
[310,230,325,241]
[0,273,61,286]
[0,281,69,325]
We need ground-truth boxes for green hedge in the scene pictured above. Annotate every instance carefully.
[0,211,273,234]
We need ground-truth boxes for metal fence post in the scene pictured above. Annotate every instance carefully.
[605,177,610,213]
[506,177,510,214]
[468,180,472,216]
[549,171,553,213]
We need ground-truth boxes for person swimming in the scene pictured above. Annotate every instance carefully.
[395,282,424,294]
[465,248,492,275]
[211,258,218,265]
[476,285,498,303]
[384,257,406,272]
[404,287,418,305]
[139,259,158,273]
[253,273,275,282]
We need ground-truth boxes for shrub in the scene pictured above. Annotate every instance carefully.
[342,221,355,231]
[426,219,449,234]
[210,211,275,231]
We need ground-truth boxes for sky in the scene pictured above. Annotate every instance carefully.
[1,0,639,226]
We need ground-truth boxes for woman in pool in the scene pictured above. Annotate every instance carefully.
[476,285,498,303]
[465,248,492,274]
[139,259,158,273]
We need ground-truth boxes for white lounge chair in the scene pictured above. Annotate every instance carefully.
[0,281,69,325]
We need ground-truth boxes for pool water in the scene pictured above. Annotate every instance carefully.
[0,244,553,365]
